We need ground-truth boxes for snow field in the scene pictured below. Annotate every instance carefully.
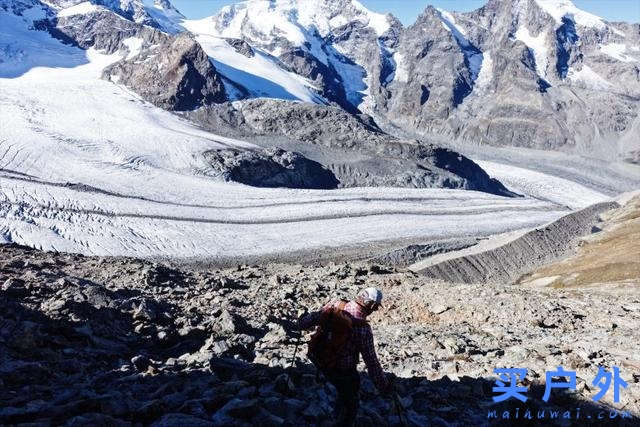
[0,2,625,260]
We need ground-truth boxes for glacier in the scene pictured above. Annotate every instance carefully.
[0,0,636,261]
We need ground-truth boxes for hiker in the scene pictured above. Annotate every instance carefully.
[298,287,392,427]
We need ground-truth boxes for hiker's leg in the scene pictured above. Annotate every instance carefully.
[332,371,360,427]
[326,372,346,421]
[341,371,360,427]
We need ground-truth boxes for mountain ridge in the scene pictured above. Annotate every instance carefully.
[2,0,639,163]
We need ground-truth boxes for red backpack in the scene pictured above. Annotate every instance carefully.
[307,300,366,372]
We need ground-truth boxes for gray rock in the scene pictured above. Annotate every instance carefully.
[65,413,130,426]
[103,33,226,111]
[1,278,28,298]
[204,147,339,190]
[131,355,150,371]
[214,310,238,335]
[152,413,214,427]
[224,38,254,57]
[212,398,258,423]
[273,373,295,395]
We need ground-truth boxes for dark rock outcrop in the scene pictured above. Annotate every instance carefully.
[224,38,254,57]
[103,33,226,110]
[191,99,515,196]
[204,147,340,190]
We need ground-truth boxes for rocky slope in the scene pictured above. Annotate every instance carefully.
[411,201,619,284]
[191,99,515,194]
[519,194,640,288]
[1,241,639,425]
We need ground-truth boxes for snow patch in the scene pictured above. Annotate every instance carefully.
[436,8,467,36]
[351,0,390,35]
[515,26,549,78]
[534,0,605,29]
[436,8,483,82]
[193,35,325,103]
[392,51,408,83]
[567,64,612,90]
[122,37,143,60]
[57,1,100,18]
[140,0,184,33]
[474,51,493,91]
[600,43,637,63]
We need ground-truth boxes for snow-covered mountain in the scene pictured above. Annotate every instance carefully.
[3,0,639,158]
[179,0,640,160]
[51,0,184,32]
[182,0,398,113]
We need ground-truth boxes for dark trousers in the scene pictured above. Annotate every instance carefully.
[325,369,361,427]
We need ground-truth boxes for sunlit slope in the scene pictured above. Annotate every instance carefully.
[519,195,640,289]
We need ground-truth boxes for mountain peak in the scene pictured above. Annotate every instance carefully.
[483,0,606,29]
[208,0,391,42]
[47,0,185,33]
[532,0,605,28]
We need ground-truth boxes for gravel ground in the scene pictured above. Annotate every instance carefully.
[1,241,639,426]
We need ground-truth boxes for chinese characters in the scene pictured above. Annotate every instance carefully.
[492,366,628,403]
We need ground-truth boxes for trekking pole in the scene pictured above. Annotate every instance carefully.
[288,309,304,370]
[289,329,301,369]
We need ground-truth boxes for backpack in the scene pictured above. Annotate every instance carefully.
[307,300,366,372]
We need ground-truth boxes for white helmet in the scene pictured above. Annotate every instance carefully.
[358,287,383,309]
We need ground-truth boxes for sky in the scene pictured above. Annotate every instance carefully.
[171,0,640,24]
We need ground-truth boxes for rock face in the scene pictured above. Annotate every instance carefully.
[103,33,226,110]
[382,6,477,130]
[31,1,227,110]
[1,238,639,425]
[190,99,515,195]
[204,147,340,189]
[224,38,254,57]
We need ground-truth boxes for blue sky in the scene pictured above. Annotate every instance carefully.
[172,0,640,24]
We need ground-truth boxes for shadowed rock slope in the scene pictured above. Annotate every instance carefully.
[1,244,639,425]
[191,99,515,195]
